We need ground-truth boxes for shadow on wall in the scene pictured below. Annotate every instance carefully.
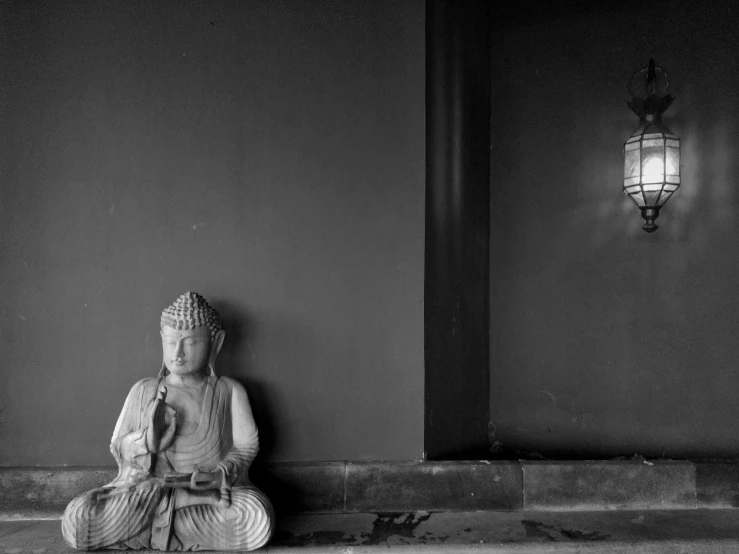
[212,300,322,513]
[669,89,737,241]
[211,300,278,462]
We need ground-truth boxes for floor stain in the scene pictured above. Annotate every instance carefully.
[522,520,559,541]
[361,512,433,545]
[560,528,609,541]
[272,529,358,547]
[521,520,609,542]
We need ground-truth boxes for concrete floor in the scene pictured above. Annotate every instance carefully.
[3,510,739,553]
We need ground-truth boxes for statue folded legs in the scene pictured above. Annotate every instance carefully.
[62,292,274,551]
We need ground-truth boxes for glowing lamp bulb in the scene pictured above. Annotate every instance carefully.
[642,157,665,183]
[642,155,677,185]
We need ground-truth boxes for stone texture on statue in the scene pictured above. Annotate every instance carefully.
[62,292,274,551]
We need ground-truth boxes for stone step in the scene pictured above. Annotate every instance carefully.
[2,460,739,518]
[4,510,739,553]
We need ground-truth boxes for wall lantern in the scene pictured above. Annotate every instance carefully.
[623,59,680,232]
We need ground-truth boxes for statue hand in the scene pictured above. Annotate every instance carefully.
[189,468,231,506]
[146,387,177,453]
[189,468,225,491]
[216,465,232,507]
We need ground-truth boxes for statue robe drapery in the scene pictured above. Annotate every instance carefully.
[62,376,274,551]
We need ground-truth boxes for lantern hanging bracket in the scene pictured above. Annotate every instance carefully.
[627,58,674,122]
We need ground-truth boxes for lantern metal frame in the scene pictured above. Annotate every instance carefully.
[623,59,681,233]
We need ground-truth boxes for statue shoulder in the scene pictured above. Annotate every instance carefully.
[127,377,160,399]
[217,377,250,403]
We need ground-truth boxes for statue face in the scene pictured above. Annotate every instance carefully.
[160,325,211,377]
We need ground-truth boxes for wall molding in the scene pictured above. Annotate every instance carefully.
[424,0,491,461]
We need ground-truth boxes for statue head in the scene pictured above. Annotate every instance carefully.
[158,292,225,377]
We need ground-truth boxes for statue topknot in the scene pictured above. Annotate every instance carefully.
[160,292,223,341]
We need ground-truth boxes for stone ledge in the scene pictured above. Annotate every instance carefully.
[696,461,739,508]
[522,461,696,511]
[0,467,117,516]
[345,461,522,512]
[1,461,738,518]
[252,462,346,514]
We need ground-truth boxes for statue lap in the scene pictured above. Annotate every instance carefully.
[62,481,273,551]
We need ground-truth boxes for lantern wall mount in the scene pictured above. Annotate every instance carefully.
[623,59,681,233]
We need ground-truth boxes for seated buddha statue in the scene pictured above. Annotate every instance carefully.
[62,292,274,551]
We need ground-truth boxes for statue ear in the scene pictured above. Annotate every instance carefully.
[158,361,169,377]
[207,330,225,376]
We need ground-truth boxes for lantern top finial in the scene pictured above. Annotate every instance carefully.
[627,58,674,121]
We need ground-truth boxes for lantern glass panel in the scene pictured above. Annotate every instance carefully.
[624,148,640,178]
[658,189,674,205]
[666,145,680,179]
[643,190,661,206]
[630,191,646,207]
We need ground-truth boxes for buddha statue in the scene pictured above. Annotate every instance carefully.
[62,292,274,551]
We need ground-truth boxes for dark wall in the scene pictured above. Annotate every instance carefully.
[490,0,739,458]
[0,0,424,465]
